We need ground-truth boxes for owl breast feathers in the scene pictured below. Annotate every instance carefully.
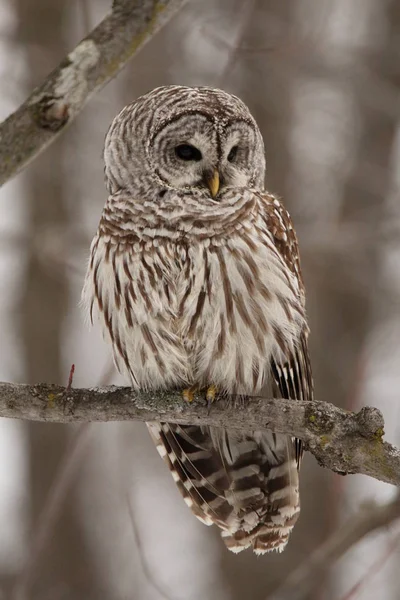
[82,85,313,554]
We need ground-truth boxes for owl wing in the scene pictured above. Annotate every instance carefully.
[257,191,314,466]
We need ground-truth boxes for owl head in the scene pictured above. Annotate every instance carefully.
[104,86,266,198]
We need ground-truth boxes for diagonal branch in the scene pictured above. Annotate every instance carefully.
[0,381,399,487]
[0,0,187,187]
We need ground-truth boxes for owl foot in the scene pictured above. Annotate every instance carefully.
[206,385,217,403]
[182,385,198,403]
[206,385,218,414]
[182,385,219,410]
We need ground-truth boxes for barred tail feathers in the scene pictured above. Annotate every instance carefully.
[148,422,300,554]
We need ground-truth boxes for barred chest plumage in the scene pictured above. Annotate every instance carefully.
[82,195,306,395]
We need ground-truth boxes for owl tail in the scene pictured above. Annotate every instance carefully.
[221,444,300,554]
[147,422,300,554]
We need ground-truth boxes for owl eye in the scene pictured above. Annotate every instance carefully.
[227,145,239,162]
[175,144,202,161]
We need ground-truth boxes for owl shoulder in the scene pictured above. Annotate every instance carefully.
[255,191,305,298]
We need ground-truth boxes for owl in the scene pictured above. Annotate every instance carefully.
[82,86,313,554]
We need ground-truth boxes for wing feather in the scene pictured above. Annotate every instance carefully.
[258,192,314,468]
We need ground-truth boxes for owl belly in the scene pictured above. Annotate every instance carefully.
[86,237,304,393]
[165,240,304,395]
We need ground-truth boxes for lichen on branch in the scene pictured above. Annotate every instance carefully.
[0,380,399,487]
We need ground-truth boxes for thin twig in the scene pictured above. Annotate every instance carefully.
[269,494,400,600]
[0,381,399,487]
[0,0,187,186]
[66,364,75,391]
[339,532,400,600]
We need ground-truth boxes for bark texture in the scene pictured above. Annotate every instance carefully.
[0,381,399,487]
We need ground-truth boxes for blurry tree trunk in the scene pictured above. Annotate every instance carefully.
[313,6,398,414]
[12,1,101,598]
[331,2,400,599]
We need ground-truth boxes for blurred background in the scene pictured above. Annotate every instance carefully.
[0,0,400,598]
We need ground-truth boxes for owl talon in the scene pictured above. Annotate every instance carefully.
[206,385,218,414]
[182,385,198,403]
[206,385,217,403]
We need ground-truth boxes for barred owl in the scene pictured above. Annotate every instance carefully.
[82,86,313,554]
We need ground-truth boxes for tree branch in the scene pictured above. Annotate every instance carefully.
[0,0,187,187]
[0,381,399,487]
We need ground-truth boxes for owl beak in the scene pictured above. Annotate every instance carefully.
[205,170,220,198]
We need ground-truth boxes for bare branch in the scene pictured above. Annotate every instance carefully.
[269,493,400,600]
[0,381,399,487]
[0,0,187,186]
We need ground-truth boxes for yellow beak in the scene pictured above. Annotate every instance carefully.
[206,170,220,198]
